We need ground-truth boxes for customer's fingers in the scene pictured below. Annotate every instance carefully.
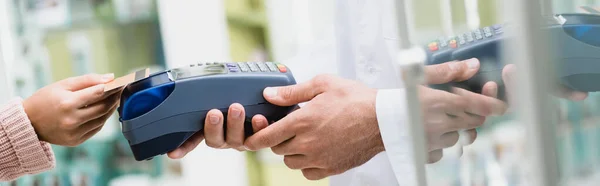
[79,104,118,141]
[204,110,227,149]
[71,84,108,108]
[226,103,246,148]
[77,93,119,124]
[60,73,114,91]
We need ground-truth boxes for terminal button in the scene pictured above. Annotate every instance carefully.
[473,29,483,40]
[247,62,259,72]
[449,39,458,48]
[492,24,504,34]
[438,38,448,48]
[266,62,279,72]
[257,62,269,72]
[276,64,287,73]
[465,33,474,43]
[483,27,493,37]
[458,35,466,45]
[428,42,439,51]
[238,62,250,72]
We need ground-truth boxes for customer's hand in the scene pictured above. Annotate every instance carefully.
[242,59,507,180]
[23,73,121,147]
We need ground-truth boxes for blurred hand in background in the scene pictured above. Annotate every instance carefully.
[501,64,589,102]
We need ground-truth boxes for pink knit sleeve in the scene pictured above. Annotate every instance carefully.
[0,98,55,181]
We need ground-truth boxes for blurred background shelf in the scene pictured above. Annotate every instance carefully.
[227,11,267,28]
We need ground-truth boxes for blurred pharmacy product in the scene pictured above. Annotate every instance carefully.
[0,0,17,101]
[30,0,70,28]
[113,0,154,23]
[265,0,336,65]
[67,32,94,75]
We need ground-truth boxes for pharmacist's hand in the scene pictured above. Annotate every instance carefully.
[422,58,507,163]
[23,73,121,147]
[502,64,588,101]
[167,104,269,159]
[240,66,507,180]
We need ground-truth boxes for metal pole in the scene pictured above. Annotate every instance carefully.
[394,1,428,185]
[464,0,481,30]
[395,0,413,49]
[540,0,554,16]
[396,48,428,186]
[440,0,455,37]
[502,0,559,185]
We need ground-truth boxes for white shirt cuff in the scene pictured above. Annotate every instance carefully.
[376,88,417,186]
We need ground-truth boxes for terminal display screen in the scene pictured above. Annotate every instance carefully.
[169,64,228,80]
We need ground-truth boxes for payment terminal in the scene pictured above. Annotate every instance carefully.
[118,62,297,161]
[424,13,600,100]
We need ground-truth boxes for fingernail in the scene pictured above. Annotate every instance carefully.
[467,59,479,69]
[210,115,220,125]
[173,150,183,158]
[231,108,242,119]
[97,84,106,93]
[264,87,278,98]
[490,85,498,98]
[102,73,115,82]
[243,146,250,151]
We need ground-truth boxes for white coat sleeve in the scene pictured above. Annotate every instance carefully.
[376,88,418,186]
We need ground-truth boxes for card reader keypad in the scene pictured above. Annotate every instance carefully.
[190,62,288,73]
[427,24,503,52]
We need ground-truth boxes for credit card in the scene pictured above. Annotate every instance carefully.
[104,68,150,92]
